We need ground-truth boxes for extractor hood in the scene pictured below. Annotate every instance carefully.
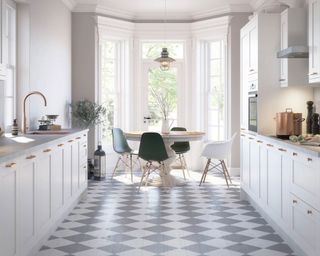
[277,46,309,58]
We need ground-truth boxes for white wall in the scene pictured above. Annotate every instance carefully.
[228,14,250,175]
[72,13,98,157]
[17,0,72,130]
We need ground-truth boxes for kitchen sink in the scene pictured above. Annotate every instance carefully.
[28,131,70,135]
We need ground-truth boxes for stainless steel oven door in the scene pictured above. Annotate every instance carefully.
[248,92,258,132]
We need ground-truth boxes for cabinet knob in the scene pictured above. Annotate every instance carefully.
[249,137,254,140]
[76,137,81,140]
[267,144,274,147]
[43,149,52,153]
[68,140,74,143]
[293,200,298,204]
[309,72,318,76]
[58,144,64,147]
[279,79,286,82]
[5,163,16,168]
[249,69,255,72]
[257,140,263,143]
[83,134,87,137]
[26,155,36,160]
[307,210,313,215]
[278,148,287,152]
[83,144,87,148]
[307,158,313,162]
[293,152,298,156]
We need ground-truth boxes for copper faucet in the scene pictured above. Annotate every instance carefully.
[22,91,47,134]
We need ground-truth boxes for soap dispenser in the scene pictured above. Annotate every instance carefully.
[11,119,18,136]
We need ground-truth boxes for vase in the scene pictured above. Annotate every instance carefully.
[161,119,170,134]
[306,101,314,134]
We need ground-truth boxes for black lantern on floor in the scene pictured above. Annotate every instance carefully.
[94,144,106,180]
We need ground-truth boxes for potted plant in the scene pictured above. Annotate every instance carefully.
[70,100,106,128]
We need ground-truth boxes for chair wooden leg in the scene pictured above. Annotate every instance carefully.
[182,155,190,178]
[199,159,211,186]
[222,160,232,184]
[179,155,186,180]
[111,156,121,179]
[130,154,133,182]
[138,164,149,191]
[220,160,229,188]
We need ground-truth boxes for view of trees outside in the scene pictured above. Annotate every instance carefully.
[101,41,118,144]
[208,40,225,141]
[147,67,178,131]
[143,42,183,131]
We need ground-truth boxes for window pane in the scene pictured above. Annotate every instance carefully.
[210,41,221,59]
[210,59,221,76]
[142,42,184,59]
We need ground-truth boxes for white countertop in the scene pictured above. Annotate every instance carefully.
[0,129,88,163]
[242,130,320,157]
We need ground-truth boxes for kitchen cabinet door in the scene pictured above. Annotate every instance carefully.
[248,23,258,75]
[35,151,51,233]
[63,143,72,202]
[0,165,18,256]
[71,140,79,196]
[309,0,320,83]
[260,143,268,205]
[240,31,249,130]
[280,10,288,87]
[249,139,260,197]
[51,147,63,216]
[241,135,250,190]
[281,151,292,228]
[19,156,36,252]
[267,145,282,218]
[291,195,320,256]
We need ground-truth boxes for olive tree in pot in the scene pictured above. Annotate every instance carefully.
[70,100,107,179]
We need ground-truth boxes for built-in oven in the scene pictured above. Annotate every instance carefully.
[247,79,258,132]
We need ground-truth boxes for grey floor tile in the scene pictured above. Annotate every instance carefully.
[37,172,295,256]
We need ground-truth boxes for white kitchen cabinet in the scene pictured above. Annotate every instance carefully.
[35,151,51,233]
[19,155,36,254]
[291,152,320,211]
[279,8,308,87]
[248,22,258,76]
[71,139,79,196]
[51,147,64,216]
[309,0,320,83]
[291,194,320,256]
[0,164,18,256]
[240,135,250,189]
[249,138,260,197]
[267,144,282,218]
[0,130,88,256]
[241,134,320,256]
[63,142,72,203]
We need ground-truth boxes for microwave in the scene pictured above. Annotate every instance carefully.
[248,91,258,132]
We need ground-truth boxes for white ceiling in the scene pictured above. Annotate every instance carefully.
[72,0,254,20]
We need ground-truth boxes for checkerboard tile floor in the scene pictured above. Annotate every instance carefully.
[37,171,296,256]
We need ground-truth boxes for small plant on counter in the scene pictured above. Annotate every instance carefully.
[70,100,106,128]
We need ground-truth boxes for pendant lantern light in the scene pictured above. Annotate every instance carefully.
[154,0,175,71]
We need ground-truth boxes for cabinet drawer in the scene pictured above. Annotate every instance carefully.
[291,194,320,256]
[291,153,320,211]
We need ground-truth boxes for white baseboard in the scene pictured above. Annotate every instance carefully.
[230,167,240,177]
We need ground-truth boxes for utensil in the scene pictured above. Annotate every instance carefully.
[275,108,294,139]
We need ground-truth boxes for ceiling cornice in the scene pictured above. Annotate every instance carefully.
[60,0,77,10]
[73,3,253,22]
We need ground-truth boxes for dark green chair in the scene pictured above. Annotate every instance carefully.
[111,128,140,182]
[138,132,170,190]
[170,127,190,179]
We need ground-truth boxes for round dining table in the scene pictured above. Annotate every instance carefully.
[125,131,205,187]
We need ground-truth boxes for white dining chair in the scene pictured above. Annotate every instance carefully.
[199,133,237,187]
